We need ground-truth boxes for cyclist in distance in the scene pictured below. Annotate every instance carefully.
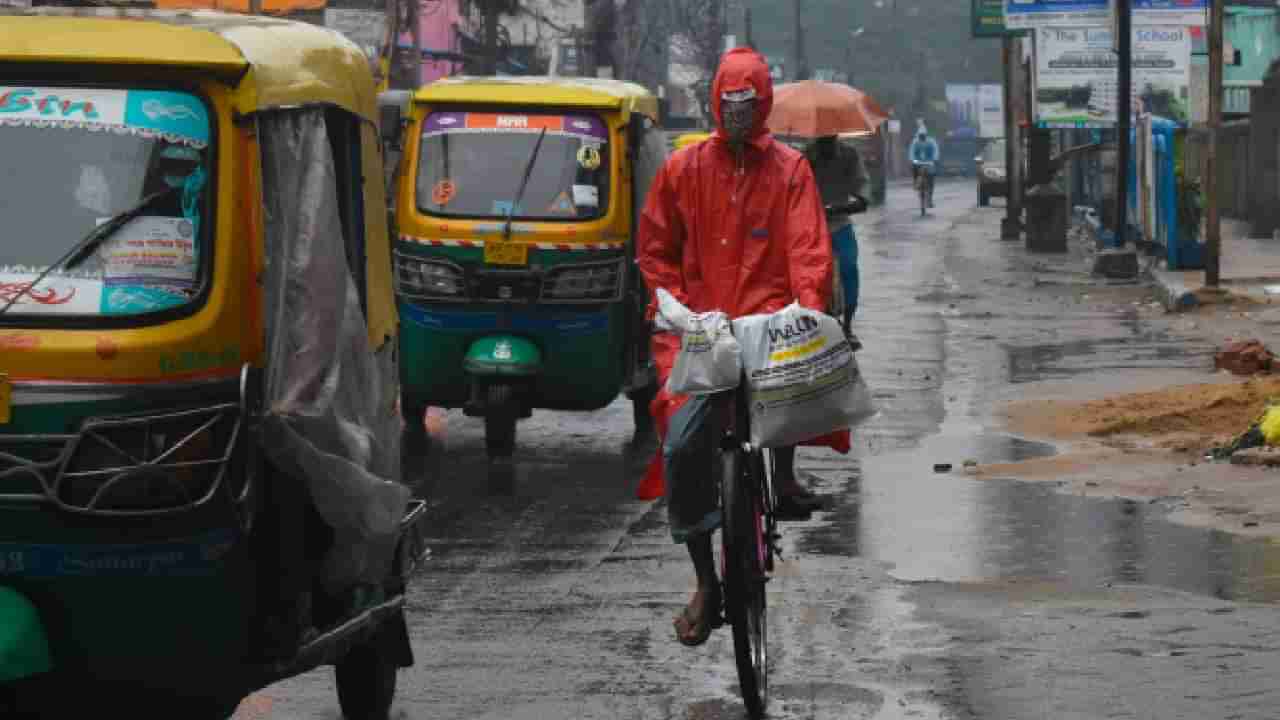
[637,47,850,647]
[909,128,939,208]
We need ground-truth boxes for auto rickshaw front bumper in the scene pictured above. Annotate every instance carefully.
[0,586,51,684]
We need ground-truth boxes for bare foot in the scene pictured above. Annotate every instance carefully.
[673,584,721,646]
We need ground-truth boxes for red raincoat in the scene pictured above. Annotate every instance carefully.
[636,48,850,501]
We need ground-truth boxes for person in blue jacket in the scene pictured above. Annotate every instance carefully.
[909,130,939,207]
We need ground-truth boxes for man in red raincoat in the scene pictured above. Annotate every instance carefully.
[638,47,848,646]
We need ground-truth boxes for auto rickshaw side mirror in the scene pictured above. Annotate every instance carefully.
[380,104,403,150]
[377,90,411,151]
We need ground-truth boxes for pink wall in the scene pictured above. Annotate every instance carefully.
[418,0,464,85]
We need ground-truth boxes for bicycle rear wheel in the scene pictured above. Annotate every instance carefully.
[721,443,768,719]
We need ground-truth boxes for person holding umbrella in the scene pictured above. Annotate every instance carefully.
[767,79,886,344]
[804,135,866,345]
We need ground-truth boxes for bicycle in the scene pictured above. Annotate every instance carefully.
[914,161,935,217]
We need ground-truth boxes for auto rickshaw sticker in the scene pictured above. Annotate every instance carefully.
[0,374,10,425]
[576,144,602,170]
[466,113,565,132]
[0,87,209,149]
[571,184,599,209]
[432,179,457,206]
[547,191,575,216]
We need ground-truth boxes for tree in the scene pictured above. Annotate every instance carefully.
[668,0,733,118]
[607,0,672,89]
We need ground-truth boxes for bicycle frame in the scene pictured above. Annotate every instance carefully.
[712,377,776,719]
[915,162,936,215]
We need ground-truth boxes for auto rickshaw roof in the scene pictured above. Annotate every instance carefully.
[0,8,378,123]
[413,76,660,122]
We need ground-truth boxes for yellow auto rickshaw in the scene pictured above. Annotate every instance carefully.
[0,9,426,718]
[381,77,669,459]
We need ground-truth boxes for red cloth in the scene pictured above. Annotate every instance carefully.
[634,50,848,500]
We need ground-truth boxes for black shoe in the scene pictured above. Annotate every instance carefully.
[844,331,862,352]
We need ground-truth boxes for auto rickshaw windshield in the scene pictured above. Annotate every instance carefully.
[415,110,610,221]
[0,85,212,318]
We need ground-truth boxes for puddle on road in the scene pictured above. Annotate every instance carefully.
[799,430,1280,606]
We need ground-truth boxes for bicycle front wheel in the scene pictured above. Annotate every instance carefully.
[721,444,768,719]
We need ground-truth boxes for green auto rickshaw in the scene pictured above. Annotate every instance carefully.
[382,76,668,459]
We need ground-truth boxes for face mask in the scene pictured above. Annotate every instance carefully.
[721,99,756,141]
[720,86,757,142]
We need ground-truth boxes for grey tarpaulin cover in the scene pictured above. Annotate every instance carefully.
[257,109,408,592]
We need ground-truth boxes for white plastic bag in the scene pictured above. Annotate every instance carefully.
[732,303,875,448]
[656,288,742,395]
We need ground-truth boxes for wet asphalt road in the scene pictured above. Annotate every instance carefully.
[234,180,1280,720]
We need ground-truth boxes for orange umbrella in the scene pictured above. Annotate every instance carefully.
[768,80,888,138]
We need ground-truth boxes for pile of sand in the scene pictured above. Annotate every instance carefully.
[1005,376,1280,451]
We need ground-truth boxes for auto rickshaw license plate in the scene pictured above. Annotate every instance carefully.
[484,239,528,266]
[0,374,10,425]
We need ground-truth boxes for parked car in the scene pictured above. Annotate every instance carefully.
[976,138,1008,207]
[940,129,979,177]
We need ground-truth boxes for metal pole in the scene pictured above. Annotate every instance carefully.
[745,6,754,48]
[1001,34,1019,240]
[1205,0,1223,287]
[1114,0,1131,249]
[483,1,499,75]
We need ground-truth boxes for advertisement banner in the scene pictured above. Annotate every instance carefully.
[979,84,1005,137]
[1005,0,1207,29]
[1033,25,1191,127]
[946,84,980,130]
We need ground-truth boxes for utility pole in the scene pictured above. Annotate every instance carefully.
[793,0,809,81]
[1205,0,1224,287]
[1115,0,1132,249]
[744,6,754,49]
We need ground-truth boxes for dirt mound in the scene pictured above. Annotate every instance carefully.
[1006,376,1280,448]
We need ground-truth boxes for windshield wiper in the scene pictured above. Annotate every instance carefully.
[501,127,548,243]
[0,186,180,317]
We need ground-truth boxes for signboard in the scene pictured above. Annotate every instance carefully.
[1034,25,1191,127]
[1005,0,1207,29]
[979,84,1005,137]
[973,0,1010,36]
[946,84,980,129]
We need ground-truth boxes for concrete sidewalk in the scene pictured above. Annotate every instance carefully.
[1151,218,1280,311]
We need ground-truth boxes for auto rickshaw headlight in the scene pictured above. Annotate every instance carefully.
[542,260,623,302]
[396,254,465,299]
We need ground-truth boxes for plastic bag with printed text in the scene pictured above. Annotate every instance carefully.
[656,288,742,396]
[732,302,875,448]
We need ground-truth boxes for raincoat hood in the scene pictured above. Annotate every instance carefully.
[710,48,773,144]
